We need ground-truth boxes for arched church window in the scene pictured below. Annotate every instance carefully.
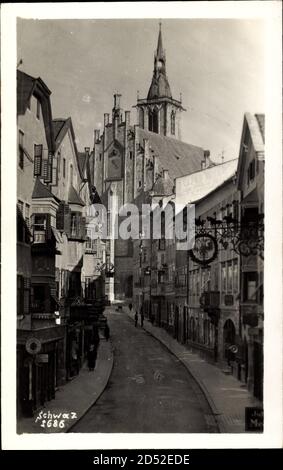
[171,111,176,135]
[149,108,159,134]
[139,108,144,129]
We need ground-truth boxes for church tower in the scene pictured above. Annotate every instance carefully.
[136,23,185,139]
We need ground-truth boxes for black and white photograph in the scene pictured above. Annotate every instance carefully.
[1,1,282,451]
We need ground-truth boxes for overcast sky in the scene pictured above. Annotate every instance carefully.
[17,18,265,162]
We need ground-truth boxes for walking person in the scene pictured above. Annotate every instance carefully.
[134,311,138,327]
[129,303,133,313]
[87,343,97,371]
[104,323,110,341]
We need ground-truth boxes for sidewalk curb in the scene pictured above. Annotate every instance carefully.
[127,312,224,433]
[66,341,114,433]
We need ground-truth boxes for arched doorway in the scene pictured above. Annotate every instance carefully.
[223,319,236,363]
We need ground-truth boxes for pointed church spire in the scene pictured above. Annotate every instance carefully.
[147,23,171,100]
[156,22,164,60]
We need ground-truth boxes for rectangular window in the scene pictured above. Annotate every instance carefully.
[71,214,77,237]
[221,263,227,293]
[129,151,133,160]
[34,144,43,176]
[227,261,233,293]
[99,153,102,162]
[247,159,256,184]
[19,130,24,169]
[63,158,66,178]
[36,98,41,120]
[233,259,239,294]
[243,272,258,301]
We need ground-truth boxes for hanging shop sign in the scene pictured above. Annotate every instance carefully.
[189,233,218,266]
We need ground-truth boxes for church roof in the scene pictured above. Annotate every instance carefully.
[137,128,205,180]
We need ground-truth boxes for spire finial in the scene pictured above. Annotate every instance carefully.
[159,21,162,31]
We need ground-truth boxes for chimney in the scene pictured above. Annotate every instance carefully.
[104,113,109,128]
[162,169,169,179]
[114,93,121,109]
[201,150,210,170]
[94,129,100,144]
[204,150,210,167]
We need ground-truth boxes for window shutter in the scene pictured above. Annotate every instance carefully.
[44,152,53,183]
[46,213,52,240]
[64,204,71,237]
[34,144,43,176]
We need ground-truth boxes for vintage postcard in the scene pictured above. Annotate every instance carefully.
[1,1,282,450]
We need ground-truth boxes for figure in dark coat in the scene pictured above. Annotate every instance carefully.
[87,344,97,371]
[104,324,110,341]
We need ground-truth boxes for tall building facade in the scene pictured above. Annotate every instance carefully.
[91,25,207,300]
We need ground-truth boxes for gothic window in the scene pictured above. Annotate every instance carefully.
[149,108,159,134]
[171,111,176,135]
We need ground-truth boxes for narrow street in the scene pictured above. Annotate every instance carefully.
[72,309,217,433]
